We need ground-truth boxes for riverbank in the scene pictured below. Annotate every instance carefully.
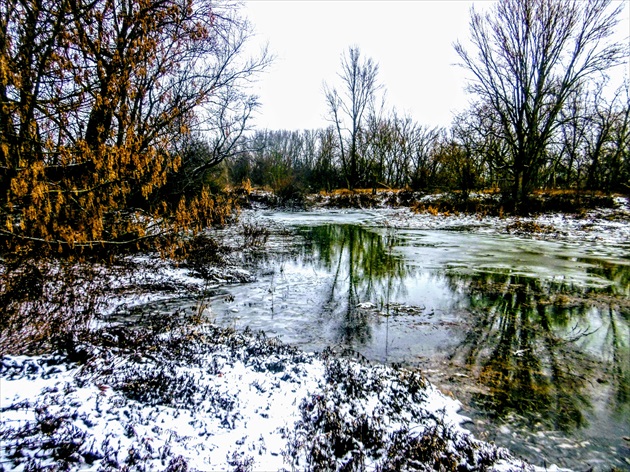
[1,313,534,471]
[2,194,628,471]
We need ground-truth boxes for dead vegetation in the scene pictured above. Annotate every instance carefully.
[245,187,622,218]
[285,351,512,471]
[0,258,103,356]
[1,311,517,471]
[505,220,560,235]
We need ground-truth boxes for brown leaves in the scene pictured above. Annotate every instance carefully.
[1,0,266,256]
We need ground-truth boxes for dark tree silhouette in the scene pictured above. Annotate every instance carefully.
[455,0,626,211]
[324,46,381,189]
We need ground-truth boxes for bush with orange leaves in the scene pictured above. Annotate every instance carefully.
[0,0,268,257]
[0,0,268,353]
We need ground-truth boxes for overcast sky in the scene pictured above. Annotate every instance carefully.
[241,1,629,132]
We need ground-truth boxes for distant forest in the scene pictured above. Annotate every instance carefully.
[223,0,629,211]
[226,89,629,199]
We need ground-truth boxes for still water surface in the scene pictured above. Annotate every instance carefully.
[143,210,630,469]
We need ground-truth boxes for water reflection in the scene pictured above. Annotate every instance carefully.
[609,305,630,413]
[124,215,629,466]
[297,225,407,347]
[585,259,630,297]
[297,224,629,434]
[450,272,629,431]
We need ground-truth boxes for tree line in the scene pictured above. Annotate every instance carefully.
[228,79,629,203]
[226,0,629,211]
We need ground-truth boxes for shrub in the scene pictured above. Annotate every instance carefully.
[273,177,307,206]
[240,222,270,248]
[0,258,101,356]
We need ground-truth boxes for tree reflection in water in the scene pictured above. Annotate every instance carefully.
[297,223,629,434]
[298,224,407,347]
[449,271,629,431]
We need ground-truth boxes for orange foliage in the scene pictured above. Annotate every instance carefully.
[0,0,254,256]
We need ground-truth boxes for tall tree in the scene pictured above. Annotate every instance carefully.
[324,46,380,189]
[452,103,509,191]
[583,85,630,192]
[0,0,268,252]
[455,0,626,211]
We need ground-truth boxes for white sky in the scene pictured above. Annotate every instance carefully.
[241,0,630,131]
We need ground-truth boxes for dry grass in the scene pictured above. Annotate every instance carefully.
[505,220,558,234]
[320,188,406,196]
[0,259,103,356]
[533,188,608,197]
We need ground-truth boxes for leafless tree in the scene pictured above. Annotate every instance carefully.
[455,0,627,211]
[551,82,630,191]
[554,89,589,189]
[324,46,381,189]
[451,103,511,191]
[583,85,630,191]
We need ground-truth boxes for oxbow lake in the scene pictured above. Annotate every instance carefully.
[132,209,630,470]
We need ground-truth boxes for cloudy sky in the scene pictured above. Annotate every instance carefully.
[241,1,629,132]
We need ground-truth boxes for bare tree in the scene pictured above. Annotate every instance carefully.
[552,82,630,192]
[452,103,510,191]
[607,86,630,193]
[455,0,627,211]
[324,46,381,189]
[555,89,589,189]
[583,85,630,191]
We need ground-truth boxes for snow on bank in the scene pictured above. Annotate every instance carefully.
[1,322,536,471]
[255,195,630,246]
[95,254,254,321]
[404,195,630,245]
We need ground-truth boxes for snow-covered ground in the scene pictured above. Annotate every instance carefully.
[1,321,537,471]
[383,196,630,246]
[268,193,630,246]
